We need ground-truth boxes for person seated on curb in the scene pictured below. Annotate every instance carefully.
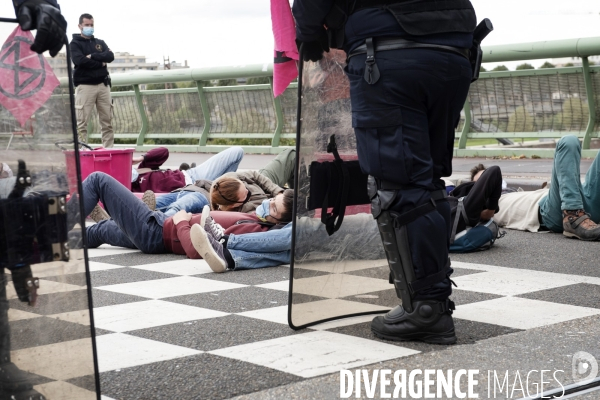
[67,171,294,259]
[131,146,244,193]
[448,164,503,237]
[491,135,600,241]
[148,149,296,216]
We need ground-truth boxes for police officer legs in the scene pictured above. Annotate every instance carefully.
[293,0,478,344]
[347,47,472,344]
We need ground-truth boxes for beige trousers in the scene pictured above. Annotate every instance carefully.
[75,83,114,148]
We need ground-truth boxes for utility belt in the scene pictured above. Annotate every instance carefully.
[347,36,473,85]
[348,37,469,61]
[374,178,448,202]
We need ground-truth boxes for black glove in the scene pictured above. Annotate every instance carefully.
[16,0,67,57]
[298,39,330,62]
[11,266,37,304]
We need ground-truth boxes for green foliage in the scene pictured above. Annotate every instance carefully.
[516,63,535,70]
[177,81,198,88]
[146,82,178,90]
[111,85,133,92]
[507,106,536,132]
[564,63,574,67]
[539,62,555,69]
[479,66,487,73]
[216,79,237,87]
[246,77,271,85]
[491,65,509,71]
[553,98,589,131]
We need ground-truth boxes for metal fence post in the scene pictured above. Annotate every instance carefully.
[196,81,211,146]
[133,84,148,147]
[581,57,597,150]
[457,98,471,149]
[269,77,283,148]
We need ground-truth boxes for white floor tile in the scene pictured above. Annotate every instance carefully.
[309,314,378,330]
[452,269,581,296]
[130,259,214,275]
[294,259,388,274]
[93,300,229,332]
[35,380,96,400]
[88,245,140,258]
[89,261,124,272]
[96,276,246,299]
[96,333,201,372]
[6,279,82,300]
[237,305,289,325]
[8,308,40,322]
[11,338,96,380]
[210,331,419,378]
[453,297,600,329]
[289,299,389,328]
[256,280,289,293]
[284,274,392,299]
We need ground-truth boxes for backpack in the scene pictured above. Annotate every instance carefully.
[449,196,505,253]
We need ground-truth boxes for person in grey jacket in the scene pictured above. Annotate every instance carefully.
[147,149,295,217]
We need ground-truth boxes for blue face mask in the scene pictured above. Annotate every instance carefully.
[255,199,271,221]
[82,27,94,37]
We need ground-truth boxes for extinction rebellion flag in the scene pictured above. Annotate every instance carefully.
[0,26,60,127]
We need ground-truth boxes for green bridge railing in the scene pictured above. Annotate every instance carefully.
[59,36,600,157]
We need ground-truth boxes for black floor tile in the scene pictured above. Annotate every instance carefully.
[9,290,89,315]
[92,354,304,400]
[516,283,600,309]
[91,288,150,308]
[163,286,289,313]
[328,318,523,354]
[90,267,178,287]
[127,314,304,352]
[9,317,93,350]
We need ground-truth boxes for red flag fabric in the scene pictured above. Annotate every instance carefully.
[271,0,298,97]
[0,26,60,127]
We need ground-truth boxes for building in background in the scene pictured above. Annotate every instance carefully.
[46,51,162,78]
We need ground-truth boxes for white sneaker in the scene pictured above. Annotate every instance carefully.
[190,224,228,273]
[201,205,225,240]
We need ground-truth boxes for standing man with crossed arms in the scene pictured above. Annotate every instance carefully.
[70,13,114,147]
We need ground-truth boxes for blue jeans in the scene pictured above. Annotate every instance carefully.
[183,146,244,183]
[227,223,291,270]
[539,135,600,232]
[81,172,167,253]
[156,192,209,217]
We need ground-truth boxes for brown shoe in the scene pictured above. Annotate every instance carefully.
[89,204,110,222]
[142,190,156,211]
[562,209,600,241]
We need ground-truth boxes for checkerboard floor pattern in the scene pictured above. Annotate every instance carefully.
[8,244,600,399]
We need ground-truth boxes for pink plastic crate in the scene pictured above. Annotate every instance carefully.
[64,148,134,194]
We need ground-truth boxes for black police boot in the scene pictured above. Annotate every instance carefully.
[371,299,457,345]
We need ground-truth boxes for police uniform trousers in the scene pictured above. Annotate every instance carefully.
[345,48,472,300]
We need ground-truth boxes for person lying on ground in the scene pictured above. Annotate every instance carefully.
[68,171,294,260]
[130,146,244,193]
[190,201,293,273]
[447,165,502,238]
[148,149,296,216]
[487,135,600,241]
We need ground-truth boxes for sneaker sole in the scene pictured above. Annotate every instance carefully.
[371,326,457,345]
[190,224,227,273]
[201,205,210,229]
[563,231,600,241]
[142,190,156,211]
